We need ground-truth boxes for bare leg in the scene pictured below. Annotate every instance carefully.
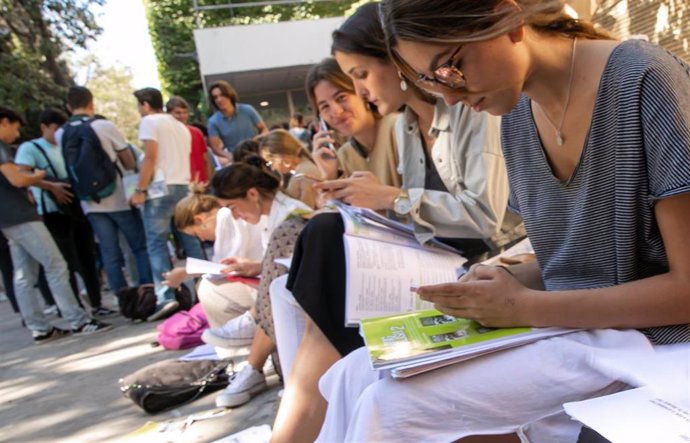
[247,325,275,371]
[270,318,340,443]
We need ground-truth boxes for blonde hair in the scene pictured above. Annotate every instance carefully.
[257,129,313,161]
[174,183,220,230]
[380,0,612,81]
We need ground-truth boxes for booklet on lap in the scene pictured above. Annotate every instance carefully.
[333,201,467,327]
[360,308,577,378]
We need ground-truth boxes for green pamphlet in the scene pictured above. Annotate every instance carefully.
[361,309,577,378]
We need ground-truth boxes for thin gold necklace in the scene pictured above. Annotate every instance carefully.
[536,38,577,146]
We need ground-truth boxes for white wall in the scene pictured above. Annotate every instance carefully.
[194,17,346,76]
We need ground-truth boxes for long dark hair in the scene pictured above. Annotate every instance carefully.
[211,156,280,200]
[331,2,435,105]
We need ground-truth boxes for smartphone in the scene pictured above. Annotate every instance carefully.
[319,116,337,153]
[292,172,324,183]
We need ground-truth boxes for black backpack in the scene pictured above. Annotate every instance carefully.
[115,284,193,321]
[61,115,119,203]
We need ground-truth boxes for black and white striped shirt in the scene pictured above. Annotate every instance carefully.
[502,40,690,345]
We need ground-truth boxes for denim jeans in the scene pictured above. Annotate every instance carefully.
[2,222,89,332]
[88,209,153,292]
[141,184,204,303]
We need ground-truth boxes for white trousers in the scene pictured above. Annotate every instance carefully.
[270,274,307,384]
[197,278,256,328]
[317,329,653,443]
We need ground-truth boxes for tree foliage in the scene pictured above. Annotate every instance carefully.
[0,0,104,137]
[84,61,141,143]
[142,0,359,119]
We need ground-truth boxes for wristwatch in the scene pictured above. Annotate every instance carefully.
[134,188,148,195]
[393,189,412,215]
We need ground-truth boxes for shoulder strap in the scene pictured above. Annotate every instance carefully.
[31,141,58,177]
[30,141,58,215]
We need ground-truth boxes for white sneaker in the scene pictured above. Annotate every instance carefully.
[202,311,256,348]
[216,365,267,408]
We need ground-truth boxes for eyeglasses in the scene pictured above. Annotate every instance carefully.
[414,44,466,90]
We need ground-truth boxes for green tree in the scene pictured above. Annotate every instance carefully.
[84,61,141,143]
[0,0,104,138]
[142,0,359,120]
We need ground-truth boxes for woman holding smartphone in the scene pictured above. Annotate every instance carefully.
[308,57,401,188]
[313,1,690,442]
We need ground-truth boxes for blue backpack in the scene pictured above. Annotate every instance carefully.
[61,115,119,202]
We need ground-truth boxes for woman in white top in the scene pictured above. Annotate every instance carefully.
[208,156,312,409]
[162,187,265,328]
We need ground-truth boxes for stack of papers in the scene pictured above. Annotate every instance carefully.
[360,309,577,378]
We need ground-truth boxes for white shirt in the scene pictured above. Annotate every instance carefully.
[395,100,523,248]
[262,191,311,250]
[138,113,191,185]
[55,119,132,214]
[212,207,265,262]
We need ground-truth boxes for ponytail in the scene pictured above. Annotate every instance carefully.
[174,184,220,230]
[211,160,280,200]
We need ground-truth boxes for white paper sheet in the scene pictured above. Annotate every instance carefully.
[344,235,465,326]
[564,344,690,442]
[564,386,690,443]
[186,257,226,275]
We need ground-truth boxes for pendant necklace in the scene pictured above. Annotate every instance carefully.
[536,38,577,146]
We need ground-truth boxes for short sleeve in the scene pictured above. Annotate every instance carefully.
[15,142,38,168]
[641,51,690,201]
[246,105,262,126]
[138,116,158,142]
[207,114,220,137]
[95,120,129,152]
[0,144,12,164]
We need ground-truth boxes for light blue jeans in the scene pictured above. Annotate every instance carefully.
[141,184,204,303]
[2,221,89,332]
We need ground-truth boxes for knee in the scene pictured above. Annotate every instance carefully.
[301,213,343,243]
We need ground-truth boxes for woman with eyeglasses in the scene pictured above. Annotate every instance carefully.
[314,1,690,442]
[257,129,321,208]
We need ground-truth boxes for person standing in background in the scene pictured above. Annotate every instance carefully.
[62,86,153,296]
[0,106,112,342]
[16,107,116,317]
[207,80,268,164]
[165,96,215,185]
[131,87,204,321]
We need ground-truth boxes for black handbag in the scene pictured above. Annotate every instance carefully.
[119,359,232,414]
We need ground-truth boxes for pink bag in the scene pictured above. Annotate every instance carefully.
[156,303,209,350]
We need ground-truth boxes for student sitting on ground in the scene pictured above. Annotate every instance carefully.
[270,5,524,440]
[206,56,407,410]
[312,1,690,442]
[257,129,321,208]
[162,185,264,328]
[201,157,312,408]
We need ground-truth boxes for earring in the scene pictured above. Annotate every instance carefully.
[398,71,408,91]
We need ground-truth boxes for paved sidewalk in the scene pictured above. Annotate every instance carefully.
[0,296,280,442]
